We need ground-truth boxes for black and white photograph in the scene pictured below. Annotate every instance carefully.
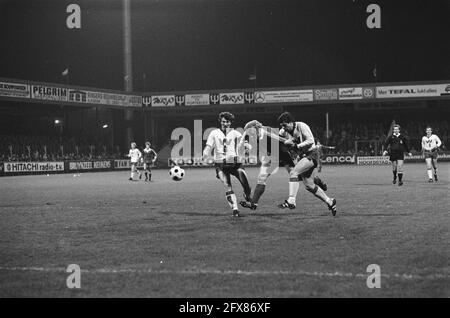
[0,0,449,301]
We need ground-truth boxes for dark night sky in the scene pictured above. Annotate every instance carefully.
[0,0,449,92]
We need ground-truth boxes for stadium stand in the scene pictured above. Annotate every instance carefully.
[2,119,447,161]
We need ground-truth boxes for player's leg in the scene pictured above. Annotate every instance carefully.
[253,162,273,205]
[143,163,148,181]
[425,157,433,182]
[233,165,252,202]
[137,162,142,179]
[129,163,135,180]
[432,154,438,181]
[391,159,398,184]
[279,157,314,209]
[397,159,404,186]
[313,174,327,191]
[149,163,153,181]
[277,164,298,209]
[241,161,272,210]
[216,166,239,217]
[302,172,337,216]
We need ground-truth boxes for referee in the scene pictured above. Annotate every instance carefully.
[382,124,412,186]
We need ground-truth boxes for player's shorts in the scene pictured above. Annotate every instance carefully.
[389,152,404,162]
[143,160,153,165]
[130,161,139,166]
[279,149,295,167]
[424,150,438,159]
[215,162,243,180]
[304,150,319,168]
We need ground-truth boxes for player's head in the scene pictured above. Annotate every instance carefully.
[131,142,136,149]
[393,124,400,135]
[145,141,151,148]
[278,112,295,132]
[425,127,432,136]
[218,112,235,130]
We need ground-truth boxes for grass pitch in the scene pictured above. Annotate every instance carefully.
[0,163,449,297]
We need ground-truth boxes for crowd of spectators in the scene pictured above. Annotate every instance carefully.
[1,120,448,161]
[0,135,123,162]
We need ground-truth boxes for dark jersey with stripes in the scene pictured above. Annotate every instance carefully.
[143,148,157,162]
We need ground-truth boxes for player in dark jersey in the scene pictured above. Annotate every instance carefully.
[382,124,412,186]
[142,141,157,182]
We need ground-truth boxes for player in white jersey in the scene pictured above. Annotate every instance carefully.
[421,127,442,182]
[203,112,251,217]
[277,112,337,215]
[127,142,142,181]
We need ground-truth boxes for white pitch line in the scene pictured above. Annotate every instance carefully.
[0,266,449,280]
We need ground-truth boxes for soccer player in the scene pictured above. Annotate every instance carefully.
[421,127,442,182]
[276,112,336,215]
[142,141,158,182]
[239,120,327,211]
[127,142,142,181]
[382,124,412,186]
[203,112,252,217]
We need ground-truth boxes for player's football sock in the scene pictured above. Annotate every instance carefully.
[392,169,397,181]
[237,169,252,200]
[288,178,300,205]
[328,198,337,216]
[308,185,333,206]
[434,172,438,181]
[251,184,265,204]
[397,172,403,186]
[148,173,152,181]
[427,169,433,179]
[225,190,238,210]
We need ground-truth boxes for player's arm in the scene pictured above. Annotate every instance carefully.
[382,136,391,156]
[151,149,158,162]
[421,137,426,152]
[297,123,314,150]
[236,130,247,152]
[202,132,214,160]
[243,119,263,131]
[434,135,442,151]
[203,145,212,158]
[403,136,412,156]
[284,123,314,150]
[243,120,267,142]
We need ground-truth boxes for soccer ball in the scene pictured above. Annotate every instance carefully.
[169,166,185,181]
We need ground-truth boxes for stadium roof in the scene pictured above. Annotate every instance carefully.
[1,0,449,92]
